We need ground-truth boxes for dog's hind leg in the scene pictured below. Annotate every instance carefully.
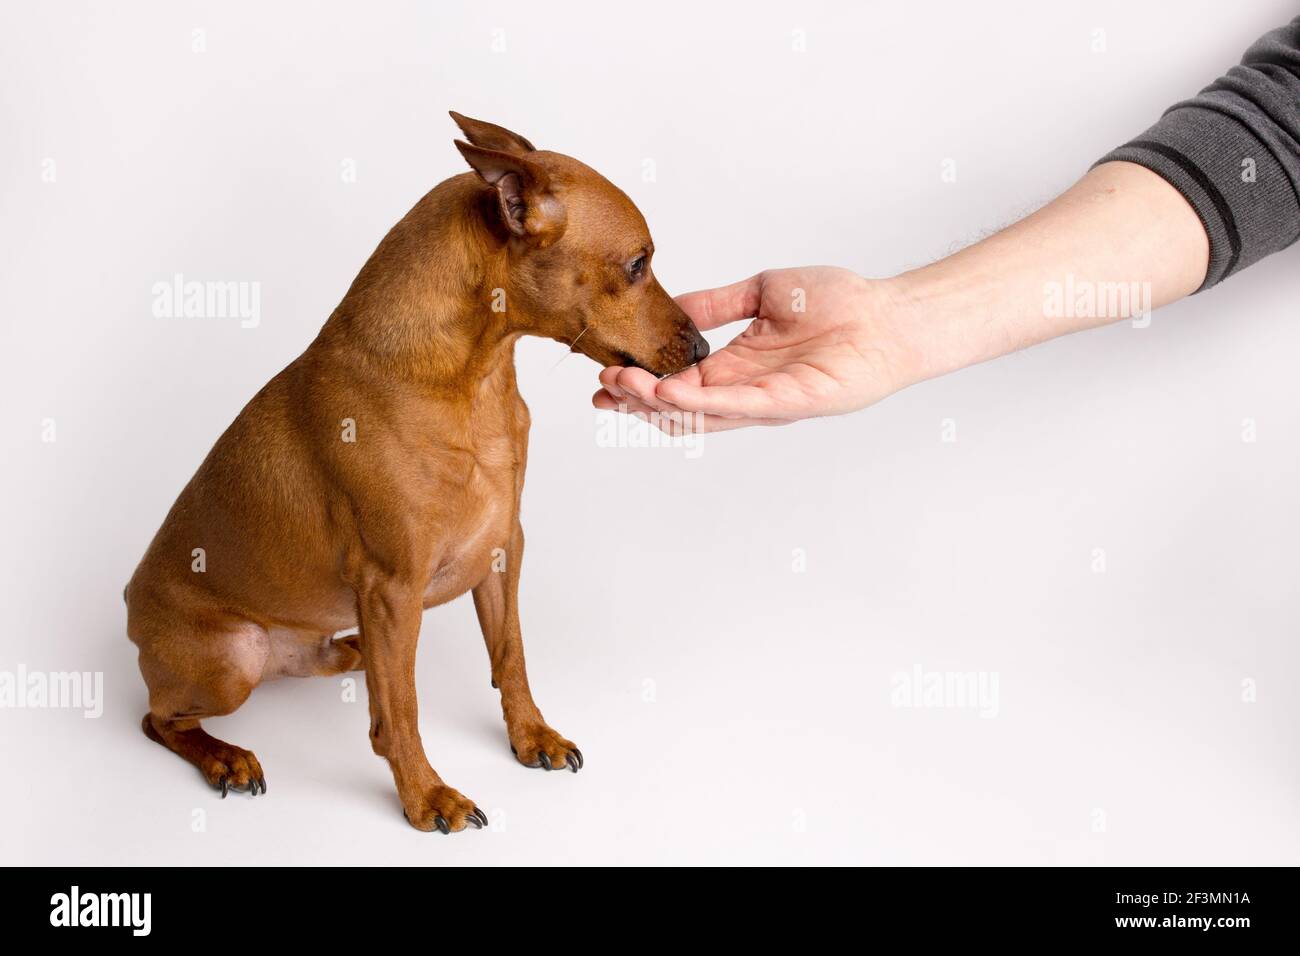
[133,618,270,797]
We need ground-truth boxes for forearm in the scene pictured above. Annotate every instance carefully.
[883,161,1209,387]
[886,14,1300,391]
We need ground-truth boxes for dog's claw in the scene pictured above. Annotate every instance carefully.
[491,679,498,689]
[466,814,483,829]
[219,776,229,798]
[258,776,267,795]
[513,733,582,773]
[473,807,489,827]
[434,815,451,835]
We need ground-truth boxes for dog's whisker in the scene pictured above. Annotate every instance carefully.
[547,324,590,373]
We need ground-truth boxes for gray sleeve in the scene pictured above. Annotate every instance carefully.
[1096,17,1300,290]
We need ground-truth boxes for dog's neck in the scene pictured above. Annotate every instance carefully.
[317,175,538,390]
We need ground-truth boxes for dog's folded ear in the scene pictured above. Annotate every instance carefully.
[455,140,566,244]
[449,111,536,155]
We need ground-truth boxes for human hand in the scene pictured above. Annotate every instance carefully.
[592,266,914,433]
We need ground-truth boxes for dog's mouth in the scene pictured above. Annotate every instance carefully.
[614,350,701,379]
[565,332,662,376]
[614,351,657,376]
[577,317,707,378]
[575,333,700,378]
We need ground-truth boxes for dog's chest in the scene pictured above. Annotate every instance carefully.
[420,420,522,607]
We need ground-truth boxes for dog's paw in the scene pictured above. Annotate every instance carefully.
[510,725,583,773]
[403,785,488,834]
[200,744,267,798]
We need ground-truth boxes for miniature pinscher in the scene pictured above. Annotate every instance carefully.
[126,113,708,832]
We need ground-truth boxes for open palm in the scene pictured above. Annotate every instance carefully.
[594,267,902,433]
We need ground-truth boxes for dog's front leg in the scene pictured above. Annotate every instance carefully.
[357,575,485,832]
[472,521,583,773]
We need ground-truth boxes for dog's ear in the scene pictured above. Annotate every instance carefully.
[455,140,565,242]
[449,111,535,155]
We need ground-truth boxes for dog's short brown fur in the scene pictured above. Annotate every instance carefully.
[125,113,707,832]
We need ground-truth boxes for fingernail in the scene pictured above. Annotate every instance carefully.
[607,385,626,399]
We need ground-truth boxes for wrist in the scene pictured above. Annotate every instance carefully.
[865,270,955,392]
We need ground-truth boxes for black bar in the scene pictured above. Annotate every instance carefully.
[2,866,1293,942]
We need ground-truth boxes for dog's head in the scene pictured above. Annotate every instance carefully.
[451,111,708,376]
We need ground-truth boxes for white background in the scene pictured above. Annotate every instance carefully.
[4,0,1299,865]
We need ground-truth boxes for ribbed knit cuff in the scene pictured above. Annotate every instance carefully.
[1096,105,1300,291]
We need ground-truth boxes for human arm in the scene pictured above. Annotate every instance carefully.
[595,17,1300,431]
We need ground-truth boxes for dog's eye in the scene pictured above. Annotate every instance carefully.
[627,255,646,281]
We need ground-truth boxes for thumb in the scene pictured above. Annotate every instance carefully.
[674,273,763,332]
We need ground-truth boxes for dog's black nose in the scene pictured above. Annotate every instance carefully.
[689,332,710,365]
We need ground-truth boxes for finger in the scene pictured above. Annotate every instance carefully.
[598,366,628,399]
[656,377,788,420]
[592,388,658,417]
[614,367,684,414]
[674,274,763,332]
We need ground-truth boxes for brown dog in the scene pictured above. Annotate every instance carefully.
[125,112,708,832]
